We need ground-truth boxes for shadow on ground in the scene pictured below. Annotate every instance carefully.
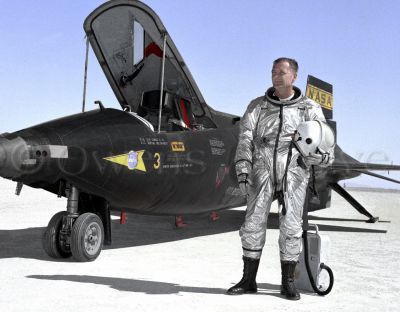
[0,209,245,261]
[27,274,226,295]
[0,210,387,261]
[308,215,390,223]
[27,274,286,298]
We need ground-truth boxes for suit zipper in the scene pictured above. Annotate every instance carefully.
[273,105,284,191]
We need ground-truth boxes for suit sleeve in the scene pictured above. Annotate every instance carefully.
[234,101,260,178]
[306,99,326,122]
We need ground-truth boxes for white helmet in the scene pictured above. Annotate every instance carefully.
[293,120,335,157]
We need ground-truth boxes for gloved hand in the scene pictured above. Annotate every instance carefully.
[304,152,331,166]
[239,181,249,196]
[238,173,250,196]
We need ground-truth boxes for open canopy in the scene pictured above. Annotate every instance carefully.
[84,0,207,116]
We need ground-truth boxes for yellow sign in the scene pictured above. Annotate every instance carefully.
[103,150,146,172]
[306,84,333,110]
[171,141,185,152]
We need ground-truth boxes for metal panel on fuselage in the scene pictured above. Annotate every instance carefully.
[104,127,244,215]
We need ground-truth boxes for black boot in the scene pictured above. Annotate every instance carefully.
[227,256,260,295]
[280,261,301,300]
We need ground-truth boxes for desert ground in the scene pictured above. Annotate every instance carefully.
[0,178,399,312]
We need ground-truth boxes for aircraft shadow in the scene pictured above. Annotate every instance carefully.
[27,274,226,295]
[106,209,245,250]
[0,209,246,261]
[104,211,387,250]
[26,275,313,299]
[27,274,286,298]
[307,224,386,233]
[308,215,390,223]
[0,210,387,261]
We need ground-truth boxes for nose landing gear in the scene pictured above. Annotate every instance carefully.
[42,185,105,262]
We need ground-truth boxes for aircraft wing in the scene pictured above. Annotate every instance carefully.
[331,145,400,171]
[331,162,400,171]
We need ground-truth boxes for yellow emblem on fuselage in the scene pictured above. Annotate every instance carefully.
[171,141,185,152]
[103,150,146,172]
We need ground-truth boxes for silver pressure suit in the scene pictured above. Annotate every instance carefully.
[235,86,334,261]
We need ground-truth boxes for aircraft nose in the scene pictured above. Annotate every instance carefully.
[0,136,31,178]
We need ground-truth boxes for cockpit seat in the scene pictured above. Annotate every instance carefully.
[138,90,173,130]
[138,90,197,131]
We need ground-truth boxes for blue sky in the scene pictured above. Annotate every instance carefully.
[0,0,399,188]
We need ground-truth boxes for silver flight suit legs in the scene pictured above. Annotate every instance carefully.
[240,155,309,262]
[278,163,309,262]
[240,167,274,259]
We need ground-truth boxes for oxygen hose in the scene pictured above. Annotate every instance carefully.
[303,230,334,296]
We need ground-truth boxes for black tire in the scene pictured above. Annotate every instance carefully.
[42,211,72,259]
[71,213,104,262]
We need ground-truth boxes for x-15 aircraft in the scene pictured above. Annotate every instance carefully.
[1,0,399,262]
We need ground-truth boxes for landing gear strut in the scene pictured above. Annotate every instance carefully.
[42,185,105,261]
[331,183,379,223]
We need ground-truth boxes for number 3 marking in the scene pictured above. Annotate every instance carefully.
[154,153,161,169]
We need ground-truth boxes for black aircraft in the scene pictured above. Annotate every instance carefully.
[0,0,399,262]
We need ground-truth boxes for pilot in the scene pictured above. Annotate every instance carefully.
[227,57,335,300]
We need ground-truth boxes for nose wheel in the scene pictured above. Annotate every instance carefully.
[43,212,104,262]
[71,213,104,262]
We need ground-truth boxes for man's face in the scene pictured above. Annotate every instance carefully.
[271,61,297,89]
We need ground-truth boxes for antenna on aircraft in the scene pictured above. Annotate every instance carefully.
[389,161,393,175]
[94,100,105,111]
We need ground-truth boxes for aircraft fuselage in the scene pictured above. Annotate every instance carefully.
[0,108,245,215]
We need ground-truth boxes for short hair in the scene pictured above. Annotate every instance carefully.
[273,57,298,74]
